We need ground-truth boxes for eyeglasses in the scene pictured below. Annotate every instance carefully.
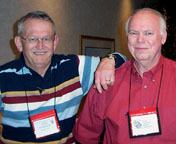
[21,36,54,44]
[128,30,154,37]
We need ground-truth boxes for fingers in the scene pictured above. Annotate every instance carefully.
[105,79,112,85]
[94,81,108,93]
[94,77,114,94]
[94,57,115,93]
[94,81,103,93]
[101,80,108,90]
[94,73,108,93]
[107,74,115,86]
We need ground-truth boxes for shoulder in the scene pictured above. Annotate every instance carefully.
[53,54,100,65]
[78,55,100,62]
[0,59,21,71]
[163,57,176,70]
[53,54,78,61]
[112,60,132,89]
[115,60,131,77]
[113,52,127,61]
[53,54,79,65]
[162,57,176,79]
[77,55,100,68]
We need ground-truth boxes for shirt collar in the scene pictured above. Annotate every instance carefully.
[131,55,164,78]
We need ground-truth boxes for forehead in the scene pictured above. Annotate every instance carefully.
[129,11,160,31]
[23,18,53,34]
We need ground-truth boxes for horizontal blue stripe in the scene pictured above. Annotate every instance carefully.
[2,95,83,127]
[0,67,32,75]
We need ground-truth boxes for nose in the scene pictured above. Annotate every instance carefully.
[137,33,145,43]
[36,38,44,48]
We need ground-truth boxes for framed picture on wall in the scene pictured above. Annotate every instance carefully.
[80,35,115,57]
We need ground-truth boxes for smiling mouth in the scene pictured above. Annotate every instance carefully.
[33,51,47,55]
[135,47,148,51]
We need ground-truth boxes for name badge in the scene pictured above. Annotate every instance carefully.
[29,109,60,139]
[128,107,161,138]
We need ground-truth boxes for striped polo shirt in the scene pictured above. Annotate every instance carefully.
[0,54,99,143]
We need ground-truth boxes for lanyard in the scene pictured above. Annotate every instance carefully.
[128,63,164,112]
[22,68,57,116]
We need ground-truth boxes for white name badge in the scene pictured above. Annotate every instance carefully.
[29,109,60,139]
[128,107,161,138]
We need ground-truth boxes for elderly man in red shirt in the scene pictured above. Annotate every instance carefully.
[73,8,176,144]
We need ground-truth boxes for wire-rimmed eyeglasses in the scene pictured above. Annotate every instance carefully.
[21,36,54,45]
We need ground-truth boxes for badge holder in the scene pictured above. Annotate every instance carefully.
[128,107,161,138]
[29,109,60,139]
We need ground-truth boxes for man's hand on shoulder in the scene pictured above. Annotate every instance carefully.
[95,56,115,93]
[94,53,126,93]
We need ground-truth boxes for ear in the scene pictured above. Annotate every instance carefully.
[53,34,59,52]
[14,36,23,52]
[161,31,167,45]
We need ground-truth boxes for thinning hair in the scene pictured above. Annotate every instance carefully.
[17,10,56,36]
[125,8,167,35]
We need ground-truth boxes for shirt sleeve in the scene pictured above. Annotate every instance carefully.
[0,89,2,111]
[78,55,100,96]
[112,52,127,68]
[78,53,126,95]
[73,87,105,143]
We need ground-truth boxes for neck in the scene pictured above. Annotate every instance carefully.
[134,62,151,77]
[134,56,161,77]
[35,66,49,77]
[27,63,50,77]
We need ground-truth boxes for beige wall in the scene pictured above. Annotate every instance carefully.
[0,0,136,65]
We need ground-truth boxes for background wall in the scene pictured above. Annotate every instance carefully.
[1,0,173,65]
[0,0,128,65]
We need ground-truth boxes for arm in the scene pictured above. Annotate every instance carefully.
[78,55,100,95]
[95,52,127,93]
[0,80,2,111]
[73,87,105,143]
[78,52,126,95]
